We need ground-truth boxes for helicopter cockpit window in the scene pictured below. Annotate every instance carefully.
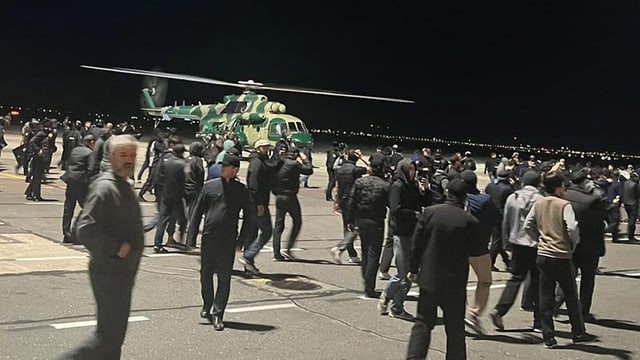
[288,122,298,133]
[221,101,248,114]
[296,122,308,133]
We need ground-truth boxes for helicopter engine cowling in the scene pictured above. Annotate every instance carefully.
[265,102,286,114]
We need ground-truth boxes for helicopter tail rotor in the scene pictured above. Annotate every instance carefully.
[139,70,168,109]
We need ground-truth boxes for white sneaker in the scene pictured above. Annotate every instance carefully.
[378,271,391,280]
[348,257,361,264]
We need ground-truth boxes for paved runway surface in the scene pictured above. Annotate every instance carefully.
[1,131,639,359]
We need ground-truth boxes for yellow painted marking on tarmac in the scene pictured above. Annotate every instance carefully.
[0,233,87,274]
[0,172,24,180]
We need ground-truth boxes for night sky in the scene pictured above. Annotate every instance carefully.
[2,2,639,152]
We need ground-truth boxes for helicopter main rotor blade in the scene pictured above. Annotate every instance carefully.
[80,65,246,89]
[81,65,415,103]
[259,84,415,103]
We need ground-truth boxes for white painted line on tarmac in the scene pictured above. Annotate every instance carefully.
[24,202,63,205]
[16,256,87,261]
[50,316,149,330]
[24,202,156,206]
[404,277,591,297]
[225,303,296,313]
[145,253,185,257]
[259,247,303,253]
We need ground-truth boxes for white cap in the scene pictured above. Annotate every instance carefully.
[254,139,271,149]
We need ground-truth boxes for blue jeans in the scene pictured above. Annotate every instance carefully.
[243,207,273,261]
[272,194,302,256]
[383,235,411,312]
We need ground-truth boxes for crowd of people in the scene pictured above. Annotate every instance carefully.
[0,122,635,359]
[324,142,630,358]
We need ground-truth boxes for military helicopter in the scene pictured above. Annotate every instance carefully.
[81,65,414,149]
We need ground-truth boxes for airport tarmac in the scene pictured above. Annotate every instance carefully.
[0,131,638,360]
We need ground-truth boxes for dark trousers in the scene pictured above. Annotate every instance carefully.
[379,217,394,273]
[44,149,53,174]
[184,190,200,247]
[272,194,302,256]
[137,156,150,181]
[21,153,31,176]
[624,203,638,240]
[25,156,44,198]
[407,287,467,360]
[337,209,358,258]
[574,252,599,316]
[521,272,535,309]
[153,197,186,247]
[60,147,70,170]
[200,247,234,318]
[556,252,600,317]
[606,204,621,241]
[59,264,136,360]
[62,184,87,242]
[490,226,510,267]
[139,165,156,197]
[325,168,336,200]
[537,256,584,341]
[358,220,384,296]
[494,245,540,326]
[244,207,274,260]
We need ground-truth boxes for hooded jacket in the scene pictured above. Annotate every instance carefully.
[502,185,544,248]
[215,139,235,164]
[389,160,432,237]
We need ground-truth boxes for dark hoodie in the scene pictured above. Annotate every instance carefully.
[389,160,432,237]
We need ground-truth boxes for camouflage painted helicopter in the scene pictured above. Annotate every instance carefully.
[81,65,414,149]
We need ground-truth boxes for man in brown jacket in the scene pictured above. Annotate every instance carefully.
[524,171,596,349]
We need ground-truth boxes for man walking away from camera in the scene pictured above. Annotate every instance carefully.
[406,179,480,360]
[524,171,596,348]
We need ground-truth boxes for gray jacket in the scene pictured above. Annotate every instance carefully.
[501,185,543,248]
[76,171,144,273]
